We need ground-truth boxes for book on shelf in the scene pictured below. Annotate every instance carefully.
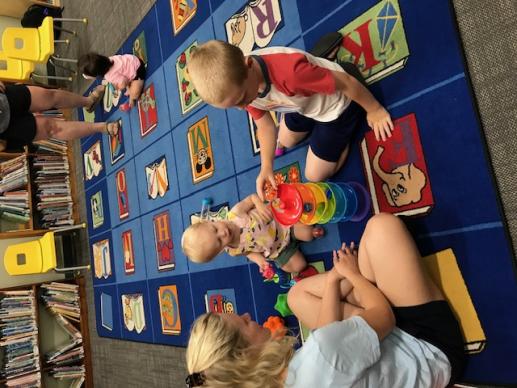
[31,152,74,228]
[0,155,29,196]
[40,283,81,322]
[39,281,85,385]
[32,138,68,155]
[0,155,30,226]
[0,290,41,385]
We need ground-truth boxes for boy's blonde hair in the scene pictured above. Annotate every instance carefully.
[188,40,248,105]
[181,223,214,263]
[186,313,296,388]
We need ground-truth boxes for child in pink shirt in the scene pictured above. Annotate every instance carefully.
[79,53,146,107]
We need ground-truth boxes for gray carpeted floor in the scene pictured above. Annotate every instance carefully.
[55,0,517,387]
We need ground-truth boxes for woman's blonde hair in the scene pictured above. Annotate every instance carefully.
[187,40,248,105]
[186,313,297,388]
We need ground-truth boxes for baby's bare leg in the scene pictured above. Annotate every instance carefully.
[280,249,307,273]
[292,223,314,242]
[128,79,145,106]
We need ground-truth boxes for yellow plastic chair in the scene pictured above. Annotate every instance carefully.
[0,53,34,82]
[4,224,90,276]
[1,17,76,82]
[2,17,68,63]
[0,51,72,83]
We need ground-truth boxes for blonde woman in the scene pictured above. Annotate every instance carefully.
[186,213,465,388]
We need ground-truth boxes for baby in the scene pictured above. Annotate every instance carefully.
[79,52,146,107]
[182,194,321,274]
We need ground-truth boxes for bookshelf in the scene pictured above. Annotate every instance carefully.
[0,276,92,388]
[0,138,79,239]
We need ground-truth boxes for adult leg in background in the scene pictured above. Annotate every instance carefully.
[27,85,103,112]
[34,116,109,141]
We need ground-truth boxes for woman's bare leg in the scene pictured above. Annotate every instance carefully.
[27,86,93,112]
[288,213,443,328]
[288,272,363,329]
[357,213,443,306]
[34,116,106,141]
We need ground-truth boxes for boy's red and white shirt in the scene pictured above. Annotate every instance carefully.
[245,47,351,123]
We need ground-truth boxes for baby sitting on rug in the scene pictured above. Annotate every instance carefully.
[181,194,322,274]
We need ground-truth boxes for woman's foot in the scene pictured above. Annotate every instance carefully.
[86,85,106,113]
[105,120,120,137]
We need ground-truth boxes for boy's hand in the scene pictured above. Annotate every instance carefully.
[256,168,277,201]
[332,242,360,279]
[367,106,394,141]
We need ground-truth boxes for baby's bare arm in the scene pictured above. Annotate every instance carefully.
[231,194,272,223]
[230,195,256,217]
[247,252,269,271]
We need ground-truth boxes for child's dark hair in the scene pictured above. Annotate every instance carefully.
[78,53,112,77]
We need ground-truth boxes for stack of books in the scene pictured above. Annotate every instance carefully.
[40,282,85,386]
[32,149,74,228]
[0,155,30,224]
[0,290,41,387]
[40,283,80,323]
[32,138,67,155]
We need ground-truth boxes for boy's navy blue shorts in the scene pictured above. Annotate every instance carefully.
[284,100,364,163]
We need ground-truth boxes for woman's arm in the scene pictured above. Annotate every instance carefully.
[332,243,395,340]
[316,269,343,328]
[316,243,395,339]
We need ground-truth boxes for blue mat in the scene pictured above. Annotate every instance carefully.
[79,0,517,384]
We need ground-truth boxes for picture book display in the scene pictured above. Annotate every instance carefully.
[361,113,434,216]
